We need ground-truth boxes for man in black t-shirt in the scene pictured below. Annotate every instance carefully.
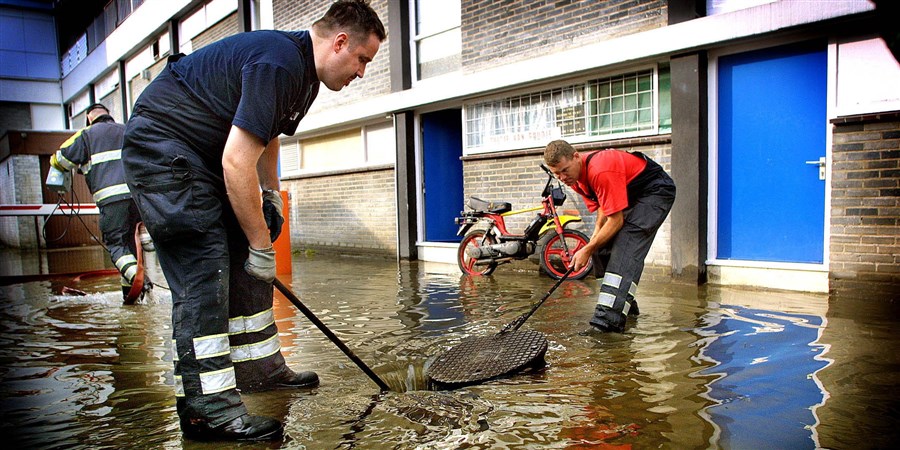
[122,0,385,442]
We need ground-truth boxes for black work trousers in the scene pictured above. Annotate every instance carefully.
[590,155,676,332]
[122,67,291,428]
[97,198,142,295]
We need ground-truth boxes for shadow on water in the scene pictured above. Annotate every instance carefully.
[1,248,899,448]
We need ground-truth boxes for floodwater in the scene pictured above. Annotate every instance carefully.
[1,247,898,449]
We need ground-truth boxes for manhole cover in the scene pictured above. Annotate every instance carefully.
[426,329,548,388]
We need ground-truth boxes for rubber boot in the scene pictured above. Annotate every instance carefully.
[589,304,626,333]
[273,369,319,389]
[180,414,283,441]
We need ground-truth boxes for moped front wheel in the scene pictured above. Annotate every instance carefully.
[540,229,592,280]
[458,230,498,276]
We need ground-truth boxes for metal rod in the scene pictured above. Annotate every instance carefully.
[503,268,573,333]
[273,278,391,392]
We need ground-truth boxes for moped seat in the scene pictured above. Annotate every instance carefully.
[466,197,512,214]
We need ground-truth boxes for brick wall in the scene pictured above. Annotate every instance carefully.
[283,167,397,255]
[830,113,900,298]
[272,0,391,113]
[0,101,31,137]
[462,0,667,73]
[99,90,124,123]
[129,57,168,106]
[0,155,42,248]
[462,140,673,277]
[191,12,239,51]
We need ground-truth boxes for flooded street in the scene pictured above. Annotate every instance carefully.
[1,247,899,449]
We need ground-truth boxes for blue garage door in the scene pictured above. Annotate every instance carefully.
[717,42,827,263]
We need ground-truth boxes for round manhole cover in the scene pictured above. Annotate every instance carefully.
[426,329,548,388]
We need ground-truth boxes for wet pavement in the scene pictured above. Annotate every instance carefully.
[1,247,899,449]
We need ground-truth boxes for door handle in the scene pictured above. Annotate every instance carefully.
[805,156,825,180]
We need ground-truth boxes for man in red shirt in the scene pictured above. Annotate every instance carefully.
[544,140,676,333]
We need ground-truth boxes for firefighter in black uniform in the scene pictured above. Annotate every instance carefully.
[121,0,386,442]
[51,103,148,303]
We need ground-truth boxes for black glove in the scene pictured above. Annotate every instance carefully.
[262,189,284,243]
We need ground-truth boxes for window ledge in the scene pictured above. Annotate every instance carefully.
[461,134,672,161]
[281,163,394,181]
[830,110,900,124]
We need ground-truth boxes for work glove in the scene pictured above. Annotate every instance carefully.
[245,246,276,283]
[262,189,284,243]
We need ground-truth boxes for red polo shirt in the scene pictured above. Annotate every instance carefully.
[571,150,647,215]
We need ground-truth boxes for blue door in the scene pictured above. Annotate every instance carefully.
[717,42,827,263]
[422,109,464,242]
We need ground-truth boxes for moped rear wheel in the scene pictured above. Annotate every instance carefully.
[540,229,592,280]
[458,230,498,276]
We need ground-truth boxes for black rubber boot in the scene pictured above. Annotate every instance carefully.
[626,298,639,316]
[274,369,319,389]
[181,414,283,442]
[589,304,626,333]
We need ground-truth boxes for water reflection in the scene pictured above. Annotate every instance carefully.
[696,301,830,449]
[1,249,898,448]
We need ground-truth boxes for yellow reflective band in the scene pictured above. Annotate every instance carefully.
[90,149,122,165]
[175,375,185,397]
[59,129,84,150]
[115,254,137,270]
[172,339,179,361]
[230,334,281,363]
[54,150,78,171]
[229,308,275,335]
[93,184,130,203]
[622,301,632,316]
[629,281,638,297]
[602,272,623,289]
[121,265,137,284]
[598,292,617,308]
[199,367,237,395]
[193,334,230,360]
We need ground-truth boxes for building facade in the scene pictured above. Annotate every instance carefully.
[1,0,898,297]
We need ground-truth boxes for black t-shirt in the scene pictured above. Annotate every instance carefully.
[169,30,320,143]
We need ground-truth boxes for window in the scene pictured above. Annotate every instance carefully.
[707,0,776,15]
[411,0,461,81]
[279,122,396,177]
[463,65,671,154]
[587,71,655,136]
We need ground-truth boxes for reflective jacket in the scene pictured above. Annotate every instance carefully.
[52,115,130,206]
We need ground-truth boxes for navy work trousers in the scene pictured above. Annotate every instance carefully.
[591,155,676,332]
[122,67,290,428]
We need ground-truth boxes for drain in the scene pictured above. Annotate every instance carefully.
[426,329,548,388]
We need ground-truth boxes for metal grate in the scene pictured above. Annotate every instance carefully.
[426,330,548,387]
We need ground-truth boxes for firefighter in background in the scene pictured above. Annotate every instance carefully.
[544,140,676,333]
[50,103,150,304]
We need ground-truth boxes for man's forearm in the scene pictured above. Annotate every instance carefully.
[586,211,621,253]
[257,138,281,191]
[223,126,270,249]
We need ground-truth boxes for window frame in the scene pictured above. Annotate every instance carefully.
[462,64,667,155]
[408,0,462,84]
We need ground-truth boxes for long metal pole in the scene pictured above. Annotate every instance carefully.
[502,268,573,333]
[273,278,390,392]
